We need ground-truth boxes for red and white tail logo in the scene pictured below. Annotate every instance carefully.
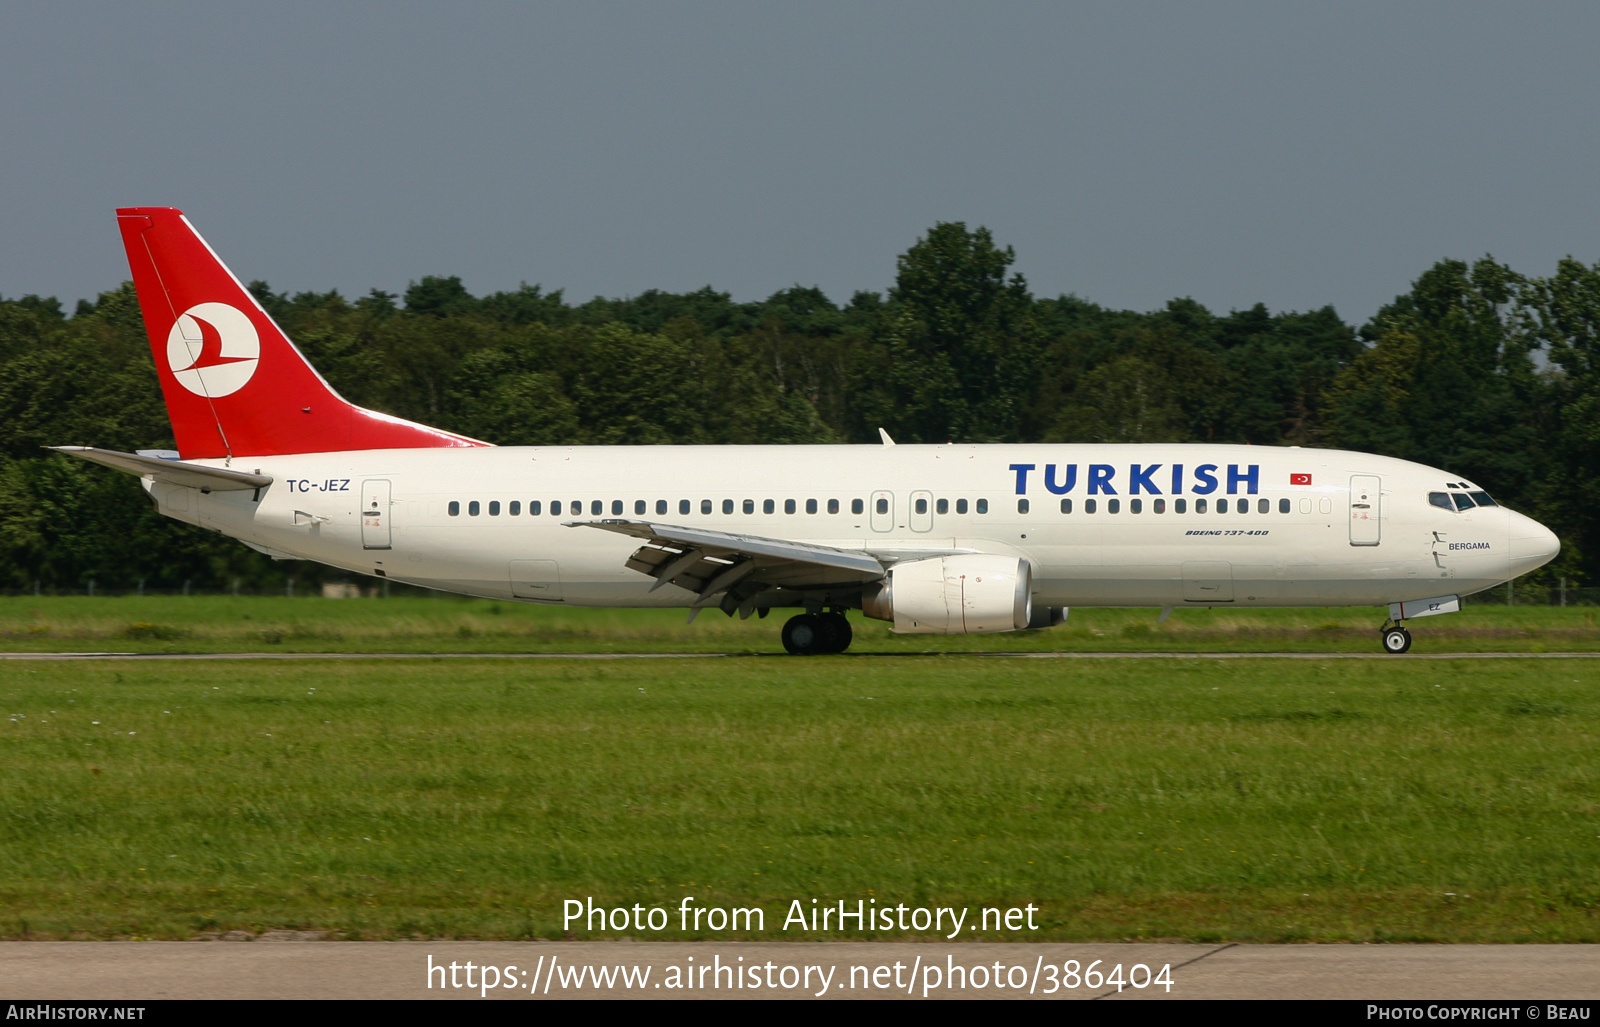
[116,207,488,459]
[167,302,259,397]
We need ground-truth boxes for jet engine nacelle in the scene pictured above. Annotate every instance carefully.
[862,554,1032,634]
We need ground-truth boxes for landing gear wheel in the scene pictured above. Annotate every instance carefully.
[1382,626,1412,654]
[782,614,824,655]
[818,612,853,654]
[783,613,853,654]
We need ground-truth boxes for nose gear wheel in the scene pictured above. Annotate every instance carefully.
[1381,625,1412,654]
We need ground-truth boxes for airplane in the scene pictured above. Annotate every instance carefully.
[56,207,1561,655]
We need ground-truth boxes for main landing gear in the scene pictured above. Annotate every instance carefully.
[1380,621,1413,654]
[781,611,853,655]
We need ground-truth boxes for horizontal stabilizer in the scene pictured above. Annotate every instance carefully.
[50,446,272,491]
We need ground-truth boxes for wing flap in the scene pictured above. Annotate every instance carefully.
[50,446,273,491]
[570,518,886,596]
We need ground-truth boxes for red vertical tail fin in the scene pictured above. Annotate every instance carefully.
[116,207,490,458]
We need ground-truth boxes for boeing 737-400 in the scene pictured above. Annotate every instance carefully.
[57,208,1561,654]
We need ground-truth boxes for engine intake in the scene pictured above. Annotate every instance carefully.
[862,554,1032,634]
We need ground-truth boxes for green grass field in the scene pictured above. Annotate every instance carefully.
[0,594,1598,653]
[2,637,1598,941]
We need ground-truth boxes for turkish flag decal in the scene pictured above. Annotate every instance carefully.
[1290,473,1312,485]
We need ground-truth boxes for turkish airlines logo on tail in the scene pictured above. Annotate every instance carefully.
[165,302,259,397]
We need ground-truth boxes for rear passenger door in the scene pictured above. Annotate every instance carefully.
[361,479,392,550]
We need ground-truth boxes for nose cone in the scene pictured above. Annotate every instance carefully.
[1507,511,1560,575]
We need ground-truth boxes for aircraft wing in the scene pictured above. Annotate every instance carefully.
[567,518,887,603]
[50,446,273,491]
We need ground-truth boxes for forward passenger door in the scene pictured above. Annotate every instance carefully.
[1349,475,1381,546]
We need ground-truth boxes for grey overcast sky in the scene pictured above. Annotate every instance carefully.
[2,1,1598,326]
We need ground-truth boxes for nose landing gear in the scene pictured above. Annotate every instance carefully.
[1380,622,1412,654]
[781,611,853,655]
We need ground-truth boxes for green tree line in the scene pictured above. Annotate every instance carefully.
[0,223,1593,591]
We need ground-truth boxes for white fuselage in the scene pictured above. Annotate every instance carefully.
[146,443,1558,611]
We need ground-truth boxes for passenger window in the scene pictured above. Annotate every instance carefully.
[469,501,481,516]
[701,499,713,515]
[852,499,864,515]
[635,500,646,515]
[1085,499,1097,514]
[1217,498,1229,513]
[875,497,888,515]
[551,500,561,516]
[1060,498,1072,513]
[448,501,460,516]
[656,500,667,515]
[679,499,691,515]
[806,499,818,514]
[1258,498,1269,514]
[1108,499,1120,514]
[937,498,949,515]
[489,501,501,516]
[956,499,968,514]
[1452,493,1475,511]
[1130,499,1142,514]
[763,499,775,514]
[976,499,988,514]
[1175,498,1187,514]
[1154,498,1165,513]
[1470,491,1497,507]
[743,499,754,514]
[1196,498,1208,513]
[1017,498,1029,514]
[1297,498,1310,514]
[591,500,603,516]
[785,499,797,514]
[612,500,623,515]
[916,498,928,514]
[530,501,541,516]
[1318,497,1332,514]
[718,499,731,514]
[510,501,521,516]
[828,499,840,514]
[1278,498,1290,513]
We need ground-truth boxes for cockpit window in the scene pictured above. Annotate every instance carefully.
[1469,491,1498,507]
[1452,493,1476,511]
[1429,492,1453,511]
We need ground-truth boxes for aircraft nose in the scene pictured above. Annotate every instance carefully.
[1508,512,1560,574]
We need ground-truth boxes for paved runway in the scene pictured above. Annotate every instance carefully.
[3,941,1598,1000]
[1,650,1598,660]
